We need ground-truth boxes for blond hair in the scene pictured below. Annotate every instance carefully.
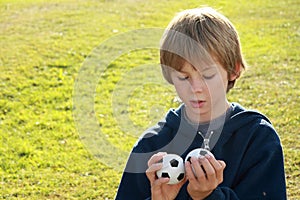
[160,7,246,91]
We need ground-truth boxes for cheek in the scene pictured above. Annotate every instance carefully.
[173,81,187,94]
[172,80,192,100]
[206,76,228,95]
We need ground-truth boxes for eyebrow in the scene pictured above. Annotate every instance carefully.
[202,67,217,72]
[179,66,216,74]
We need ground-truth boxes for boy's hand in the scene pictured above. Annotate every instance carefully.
[185,154,226,200]
[146,152,186,200]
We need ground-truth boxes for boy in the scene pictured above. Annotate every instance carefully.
[115,7,286,199]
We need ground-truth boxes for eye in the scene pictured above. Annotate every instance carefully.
[203,73,216,80]
[202,68,217,80]
[177,76,189,81]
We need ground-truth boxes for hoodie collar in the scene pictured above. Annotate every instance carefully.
[164,103,271,151]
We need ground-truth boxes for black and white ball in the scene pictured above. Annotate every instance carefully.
[185,148,214,163]
[184,148,214,176]
[156,154,185,185]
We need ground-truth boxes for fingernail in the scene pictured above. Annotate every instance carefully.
[199,155,205,160]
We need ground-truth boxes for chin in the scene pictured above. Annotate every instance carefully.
[187,108,210,122]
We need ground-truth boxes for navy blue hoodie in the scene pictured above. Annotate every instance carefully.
[115,103,286,199]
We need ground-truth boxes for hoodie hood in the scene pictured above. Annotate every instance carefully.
[162,102,271,153]
[165,102,271,134]
[166,103,270,129]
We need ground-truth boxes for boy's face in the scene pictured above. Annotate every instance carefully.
[170,61,231,123]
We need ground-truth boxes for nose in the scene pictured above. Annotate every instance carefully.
[190,77,205,93]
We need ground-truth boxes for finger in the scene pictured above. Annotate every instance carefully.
[190,156,206,182]
[218,160,226,169]
[216,160,226,183]
[146,163,163,183]
[205,155,226,183]
[199,156,215,181]
[185,160,196,181]
[151,177,170,196]
[147,152,167,167]
[205,154,222,172]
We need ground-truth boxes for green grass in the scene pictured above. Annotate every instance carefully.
[0,0,299,199]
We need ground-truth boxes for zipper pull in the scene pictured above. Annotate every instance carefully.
[204,131,214,151]
[204,138,210,150]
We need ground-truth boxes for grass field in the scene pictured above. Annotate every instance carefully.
[0,0,299,199]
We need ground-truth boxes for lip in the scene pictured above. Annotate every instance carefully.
[190,100,206,108]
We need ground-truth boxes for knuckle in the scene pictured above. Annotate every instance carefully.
[220,160,226,168]
[197,172,206,179]
[191,183,201,191]
[219,177,224,183]
[206,171,215,177]
[215,164,222,171]
[187,173,196,181]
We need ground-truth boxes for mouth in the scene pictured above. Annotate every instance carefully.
[190,100,206,108]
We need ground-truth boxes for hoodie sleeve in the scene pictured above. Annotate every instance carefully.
[115,171,151,200]
[114,142,154,200]
[203,119,287,200]
[115,118,173,200]
[114,136,156,200]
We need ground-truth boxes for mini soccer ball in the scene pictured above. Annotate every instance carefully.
[184,148,214,176]
[156,154,185,185]
[185,148,214,163]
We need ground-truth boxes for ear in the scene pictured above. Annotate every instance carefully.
[229,63,241,81]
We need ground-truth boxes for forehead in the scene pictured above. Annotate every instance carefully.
[166,52,217,69]
[177,59,220,73]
